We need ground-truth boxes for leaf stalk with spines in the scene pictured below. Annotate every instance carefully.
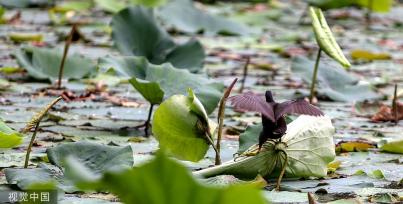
[23,96,63,168]
[57,24,77,89]
[309,48,322,103]
[239,57,250,93]
[392,84,398,125]
[144,104,154,137]
[215,78,238,165]
[24,122,40,168]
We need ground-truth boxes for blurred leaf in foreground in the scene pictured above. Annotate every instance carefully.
[66,151,267,204]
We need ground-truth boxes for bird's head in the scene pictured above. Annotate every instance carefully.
[265,91,274,103]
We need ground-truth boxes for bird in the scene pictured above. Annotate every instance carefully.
[229,90,324,149]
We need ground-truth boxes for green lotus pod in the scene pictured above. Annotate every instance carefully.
[310,7,351,68]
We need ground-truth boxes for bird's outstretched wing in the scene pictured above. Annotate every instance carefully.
[229,92,275,122]
[274,100,324,120]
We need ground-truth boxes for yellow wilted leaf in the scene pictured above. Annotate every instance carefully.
[336,141,376,152]
[351,49,391,61]
[328,160,341,169]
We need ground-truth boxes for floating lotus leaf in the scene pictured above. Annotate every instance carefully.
[14,46,95,81]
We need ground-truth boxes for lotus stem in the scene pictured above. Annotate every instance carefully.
[23,97,63,168]
[309,48,322,103]
[144,104,154,137]
[276,150,288,191]
[57,24,77,89]
[24,122,40,168]
[206,130,219,158]
[239,57,250,93]
[392,84,398,125]
[215,78,238,165]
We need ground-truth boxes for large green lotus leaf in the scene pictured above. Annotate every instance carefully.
[152,94,210,162]
[238,124,260,154]
[196,116,335,179]
[97,56,148,78]
[0,120,23,148]
[111,6,205,70]
[65,151,267,204]
[310,7,351,68]
[158,0,249,36]
[145,65,223,114]
[129,78,164,105]
[111,6,173,62]
[47,141,134,174]
[291,56,381,102]
[14,47,95,81]
[164,39,205,72]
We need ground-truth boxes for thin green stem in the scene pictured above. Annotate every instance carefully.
[24,122,41,168]
[206,130,219,158]
[239,57,250,93]
[309,48,322,104]
[144,104,154,137]
[215,78,238,165]
[57,24,77,89]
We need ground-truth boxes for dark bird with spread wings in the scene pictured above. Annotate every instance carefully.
[229,90,324,149]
